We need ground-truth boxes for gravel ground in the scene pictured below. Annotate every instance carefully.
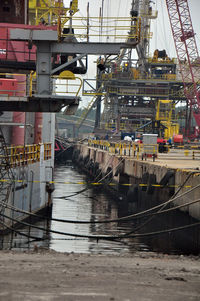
[0,250,200,301]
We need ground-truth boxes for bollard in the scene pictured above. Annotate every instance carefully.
[184,150,189,157]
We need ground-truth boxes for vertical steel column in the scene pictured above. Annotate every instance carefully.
[94,69,102,130]
[36,42,52,95]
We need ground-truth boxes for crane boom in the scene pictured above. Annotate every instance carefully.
[165,0,200,136]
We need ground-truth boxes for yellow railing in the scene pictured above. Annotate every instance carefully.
[29,70,83,98]
[88,139,145,159]
[148,57,177,64]
[0,143,52,167]
[104,122,126,131]
[52,71,83,97]
[44,143,52,160]
[87,139,200,162]
[0,70,83,99]
[110,71,178,81]
[61,16,141,43]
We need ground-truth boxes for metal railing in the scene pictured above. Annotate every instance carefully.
[87,139,158,161]
[87,139,200,161]
[0,143,52,168]
[60,16,141,43]
[52,72,83,98]
[0,71,82,99]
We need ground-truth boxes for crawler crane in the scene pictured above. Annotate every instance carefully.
[166,0,200,138]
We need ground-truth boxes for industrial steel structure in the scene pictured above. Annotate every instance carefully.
[79,0,199,140]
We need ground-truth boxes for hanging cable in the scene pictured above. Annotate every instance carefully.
[1,184,200,225]
[124,172,195,236]
[0,219,43,241]
[1,211,200,242]
[1,172,200,241]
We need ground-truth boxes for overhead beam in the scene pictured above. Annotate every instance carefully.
[50,42,132,55]
[0,95,80,112]
[10,29,137,55]
[10,29,58,41]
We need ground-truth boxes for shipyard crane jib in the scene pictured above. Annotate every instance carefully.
[165,0,200,138]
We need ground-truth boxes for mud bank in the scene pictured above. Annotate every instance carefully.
[0,250,199,301]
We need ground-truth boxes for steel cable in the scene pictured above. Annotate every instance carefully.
[0,197,200,228]
[0,181,200,225]
[0,219,43,241]
[123,172,194,236]
[1,211,200,242]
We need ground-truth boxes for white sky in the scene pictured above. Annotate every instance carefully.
[64,0,200,106]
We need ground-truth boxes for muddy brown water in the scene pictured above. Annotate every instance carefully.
[1,163,200,255]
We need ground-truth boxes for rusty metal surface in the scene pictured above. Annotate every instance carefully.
[0,0,27,24]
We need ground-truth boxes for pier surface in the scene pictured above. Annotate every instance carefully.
[0,250,199,300]
[149,149,200,170]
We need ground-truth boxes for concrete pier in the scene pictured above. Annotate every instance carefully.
[75,142,200,221]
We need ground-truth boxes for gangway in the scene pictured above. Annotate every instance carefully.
[0,0,141,113]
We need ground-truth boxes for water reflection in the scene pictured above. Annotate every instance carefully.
[0,219,50,251]
[50,164,134,254]
[1,163,199,255]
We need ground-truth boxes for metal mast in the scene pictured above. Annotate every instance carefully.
[135,0,151,74]
[99,0,156,134]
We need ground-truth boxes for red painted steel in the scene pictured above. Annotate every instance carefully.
[11,75,26,145]
[12,112,25,145]
[165,0,200,136]
[0,23,57,63]
[0,78,17,96]
[173,134,183,144]
[0,76,26,145]
[34,112,43,144]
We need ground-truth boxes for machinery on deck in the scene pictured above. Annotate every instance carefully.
[155,99,179,140]
[79,0,199,142]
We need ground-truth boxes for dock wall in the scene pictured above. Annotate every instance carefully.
[75,143,200,221]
